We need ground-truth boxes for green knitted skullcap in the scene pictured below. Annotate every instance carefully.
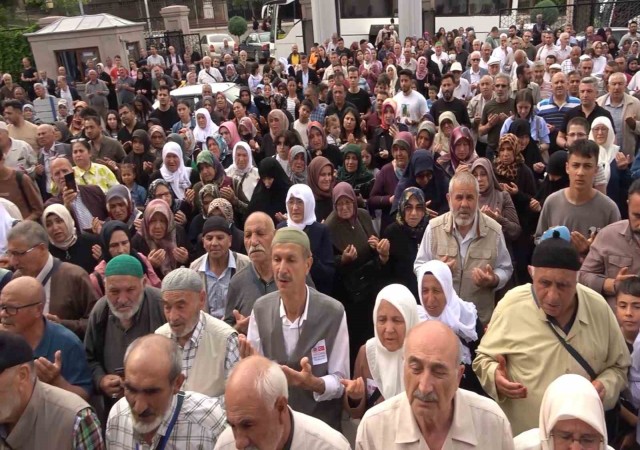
[105,254,144,278]
[271,227,311,253]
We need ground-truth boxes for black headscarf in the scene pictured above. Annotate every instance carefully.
[535,151,569,205]
[99,220,148,276]
[508,119,544,174]
[391,150,450,215]
[247,157,292,223]
[627,56,639,76]
[124,129,155,188]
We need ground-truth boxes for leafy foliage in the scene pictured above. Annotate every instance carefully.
[0,25,36,79]
[530,0,560,25]
[228,15,248,39]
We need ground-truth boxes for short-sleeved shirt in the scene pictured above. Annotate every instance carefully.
[34,318,93,395]
[536,95,581,129]
[561,105,615,134]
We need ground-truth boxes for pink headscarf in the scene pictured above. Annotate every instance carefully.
[220,121,241,148]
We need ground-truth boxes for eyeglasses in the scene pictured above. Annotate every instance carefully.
[0,301,42,316]
[550,432,603,449]
[6,245,39,258]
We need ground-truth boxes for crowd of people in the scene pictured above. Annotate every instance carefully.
[2,16,640,449]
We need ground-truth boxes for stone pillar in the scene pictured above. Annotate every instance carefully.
[399,0,422,40]
[310,0,338,47]
[422,0,436,37]
[299,0,313,54]
[160,5,191,34]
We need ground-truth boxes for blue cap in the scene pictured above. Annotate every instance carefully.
[541,226,571,243]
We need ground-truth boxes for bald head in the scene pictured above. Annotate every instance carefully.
[245,212,275,233]
[405,321,461,366]
[36,124,55,148]
[244,212,276,262]
[3,276,45,306]
[227,355,288,406]
[124,334,182,382]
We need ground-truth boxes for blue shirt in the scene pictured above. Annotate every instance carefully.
[536,95,581,129]
[34,318,93,395]
[128,182,147,207]
[200,251,237,320]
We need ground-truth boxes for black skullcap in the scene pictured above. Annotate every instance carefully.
[0,331,33,373]
[532,231,581,271]
[202,216,232,236]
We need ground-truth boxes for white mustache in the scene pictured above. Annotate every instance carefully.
[413,389,438,402]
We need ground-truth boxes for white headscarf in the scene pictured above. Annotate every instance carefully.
[588,116,619,186]
[416,260,478,364]
[159,142,192,200]
[193,108,219,144]
[285,184,316,230]
[513,374,610,450]
[365,284,419,400]
[227,141,254,176]
[42,204,78,251]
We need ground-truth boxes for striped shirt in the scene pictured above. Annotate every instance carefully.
[106,391,226,449]
[535,95,581,129]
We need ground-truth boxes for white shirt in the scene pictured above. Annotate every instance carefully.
[58,87,74,105]
[491,46,513,72]
[393,90,429,134]
[246,287,350,402]
[592,55,607,75]
[536,44,558,61]
[438,78,472,101]
[414,212,513,291]
[198,66,223,84]
[554,45,571,63]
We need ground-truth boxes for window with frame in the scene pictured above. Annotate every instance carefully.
[55,47,100,83]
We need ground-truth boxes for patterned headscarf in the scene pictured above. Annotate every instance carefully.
[494,133,523,182]
[208,198,234,222]
[139,199,177,276]
[396,187,428,239]
[198,184,221,217]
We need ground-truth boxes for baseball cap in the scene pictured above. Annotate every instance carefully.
[450,62,463,72]
[0,331,33,374]
[488,56,501,66]
[549,63,562,71]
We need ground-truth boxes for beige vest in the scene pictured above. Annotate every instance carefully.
[156,312,236,397]
[1,380,89,450]
[428,212,502,324]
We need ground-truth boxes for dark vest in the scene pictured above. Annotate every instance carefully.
[253,288,344,431]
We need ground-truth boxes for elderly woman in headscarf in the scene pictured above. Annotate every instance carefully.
[151,142,193,204]
[508,118,546,181]
[415,120,437,152]
[205,133,233,168]
[22,104,42,125]
[415,259,485,394]
[326,182,390,361]
[439,126,478,177]
[247,157,292,224]
[590,116,632,216]
[89,220,161,298]
[224,141,260,224]
[260,108,290,159]
[224,64,239,83]
[341,284,419,419]
[207,198,245,255]
[219,121,241,152]
[192,149,233,211]
[382,188,428,300]
[433,111,459,156]
[131,199,192,278]
[370,132,415,233]
[514,374,613,450]
[275,184,335,294]
[391,149,450,216]
[103,184,143,236]
[193,108,219,150]
[238,116,263,161]
[146,178,192,227]
[337,144,375,199]
[368,99,409,169]
[42,204,100,274]
[148,124,166,155]
[307,156,335,222]
[471,158,521,242]
[214,91,233,121]
[123,129,155,189]
[306,121,342,169]
[286,145,308,184]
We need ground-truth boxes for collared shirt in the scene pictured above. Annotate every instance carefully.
[355,390,514,449]
[536,94,581,128]
[73,163,119,193]
[41,143,66,193]
[36,254,55,313]
[199,251,237,319]
[72,191,94,230]
[4,138,37,175]
[310,103,327,124]
[58,86,73,105]
[106,390,227,449]
[246,286,350,402]
[176,310,206,380]
[602,94,625,146]
[560,58,578,74]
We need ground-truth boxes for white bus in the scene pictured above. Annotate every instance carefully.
[262,0,517,59]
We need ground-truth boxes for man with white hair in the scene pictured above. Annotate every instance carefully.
[215,355,351,449]
[84,254,165,412]
[491,33,513,73]
[32,83,58,123]
[555,32,571,63]
[414,172,513,325]
[198,56,223,84]
[0,73,15,100]
[84,69,109,118]
[596,72,640,156]
[461,51,488,95]
[155,267,239,398]
[106,334,227,448]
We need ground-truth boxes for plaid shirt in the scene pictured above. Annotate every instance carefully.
[310,103,327,124]
[74,163,119,193]
[173,311,240,382]
[73,408,105,449]
[106,391,227,449]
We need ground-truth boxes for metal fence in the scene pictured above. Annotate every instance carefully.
[499,0,640,34]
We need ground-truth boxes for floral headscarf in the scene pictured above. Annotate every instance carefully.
[196,149,225,186]
[139,199,177,275]
[208,198,234,222]
[494,133,523,182]
[198,184,221,217]
[396,187,428,238]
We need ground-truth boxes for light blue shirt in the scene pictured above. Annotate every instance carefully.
[200,250,236,319]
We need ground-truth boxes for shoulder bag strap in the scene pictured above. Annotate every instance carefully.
[546,321,598,379]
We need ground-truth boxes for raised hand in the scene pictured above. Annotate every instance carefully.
[340,377,365,401]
